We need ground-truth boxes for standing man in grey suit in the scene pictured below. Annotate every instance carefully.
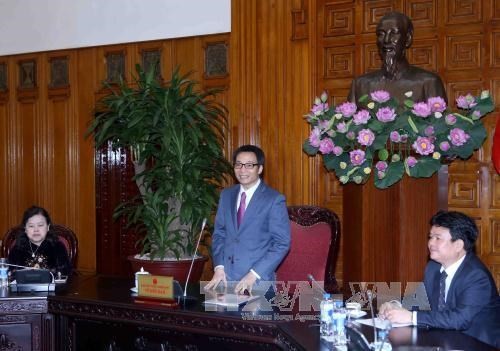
[205,145,291,294]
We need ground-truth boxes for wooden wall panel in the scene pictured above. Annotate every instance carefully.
[315,0,500,288]
[0,33,229,275]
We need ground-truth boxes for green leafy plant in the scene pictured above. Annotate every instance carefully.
[303,90,494,189]
[87,65,231,259]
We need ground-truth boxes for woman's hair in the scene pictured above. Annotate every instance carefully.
[21,206,52,228]
[16,205,57,246]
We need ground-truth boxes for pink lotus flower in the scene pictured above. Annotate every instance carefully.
[427,97,447,113]
[337,122,348,133]
[353,110,371,125]
[424,126,435,136]
[439,141,450,152]
[319,138,335,154]
[406,156,417,167]
[311,103,329,115]
[350,149,366,166]
[445,114,457,125]
[376,107,396,122]
[357,129,375,146]
[412,136,435,155]
[333,146,343,156]
[370,90,390,103]
[448,128,470,146]
[390,131,401,142]
[456,94,477,109]
[308,127,321,147]
[375,161,388,171]
[412,102,431,118]
[335,102,357,117]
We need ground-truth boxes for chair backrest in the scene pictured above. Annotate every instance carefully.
[276,205,340,294]
[0,224,78,268]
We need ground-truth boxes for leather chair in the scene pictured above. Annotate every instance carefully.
[0,224,78,268]
[276,205,340,294]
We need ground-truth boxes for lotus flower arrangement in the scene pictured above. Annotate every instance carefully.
[303,90,494,189]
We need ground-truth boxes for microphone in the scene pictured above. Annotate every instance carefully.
[2,262,56,285]
[183,218,207,297]
[307,273,327,295]
[366,289,377,344]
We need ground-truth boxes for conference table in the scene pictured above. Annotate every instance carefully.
[0,275,497,350]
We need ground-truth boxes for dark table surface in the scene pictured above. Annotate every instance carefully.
[8,275,495,351]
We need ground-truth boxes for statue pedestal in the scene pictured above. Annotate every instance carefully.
[342,167,448,292]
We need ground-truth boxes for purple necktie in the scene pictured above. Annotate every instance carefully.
[237,192,246,228]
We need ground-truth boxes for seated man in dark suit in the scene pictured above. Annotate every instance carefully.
[380,211,500,347]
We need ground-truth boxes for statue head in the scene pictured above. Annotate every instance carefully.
[376,12,413,78]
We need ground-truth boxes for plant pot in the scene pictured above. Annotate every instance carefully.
[127,255,208,284]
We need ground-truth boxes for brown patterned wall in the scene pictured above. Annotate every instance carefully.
[316,0,500,287]
[1,1,499,286]
[0,34,229,275]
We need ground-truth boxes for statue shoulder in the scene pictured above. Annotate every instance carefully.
[407,65,442,81]
[352,70,383,84]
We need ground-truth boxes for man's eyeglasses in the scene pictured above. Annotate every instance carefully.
[234,162,260,169]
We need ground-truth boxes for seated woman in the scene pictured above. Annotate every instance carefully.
[8,206,72,276]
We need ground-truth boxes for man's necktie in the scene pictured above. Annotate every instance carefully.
[237,192,246,228]
[438,270,447,311]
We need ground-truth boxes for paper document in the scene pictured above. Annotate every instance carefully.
[356,317,412,328]
[203,293,260,307]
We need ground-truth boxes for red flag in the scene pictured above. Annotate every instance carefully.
[492,115,500,173]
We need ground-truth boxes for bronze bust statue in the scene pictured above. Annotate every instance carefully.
[348,12,446,105]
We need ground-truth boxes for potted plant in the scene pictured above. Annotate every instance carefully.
[87,65,231,283]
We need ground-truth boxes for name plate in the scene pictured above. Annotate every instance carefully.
[137,275,174,299]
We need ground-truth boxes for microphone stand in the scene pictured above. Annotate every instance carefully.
[183,218,207,298]
[367,290,377,345]
[307,274,327,295]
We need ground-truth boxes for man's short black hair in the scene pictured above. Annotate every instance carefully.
[232,145,265,166]
[430,211,478,252]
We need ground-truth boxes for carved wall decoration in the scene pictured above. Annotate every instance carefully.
[362,43,381,73]
[445,0,481,24]
[489,218,500,255]
[49,56,69,88]
[495,0,500,19]
[141,49,161,79]
[18,59,36,89]
[490,32,500,68]
[446,35,482,70]
[407,40,438,72]
[324,46,354,78]
[405,0,436,27]
[362,0,395,34]
[205,42,228,78]
[448,173,481,209]
[291,0,309,40]
[105,51,125,83]
[324,5,355,37]
[0,63,6,91]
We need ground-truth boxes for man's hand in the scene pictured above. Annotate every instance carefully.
[204,267,227,290]
[234,272,257,295]
[383,308,412,324]
[379,300,403,316]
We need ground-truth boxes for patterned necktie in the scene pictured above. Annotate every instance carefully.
[438,270,448,311]
[237,192,246,228]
